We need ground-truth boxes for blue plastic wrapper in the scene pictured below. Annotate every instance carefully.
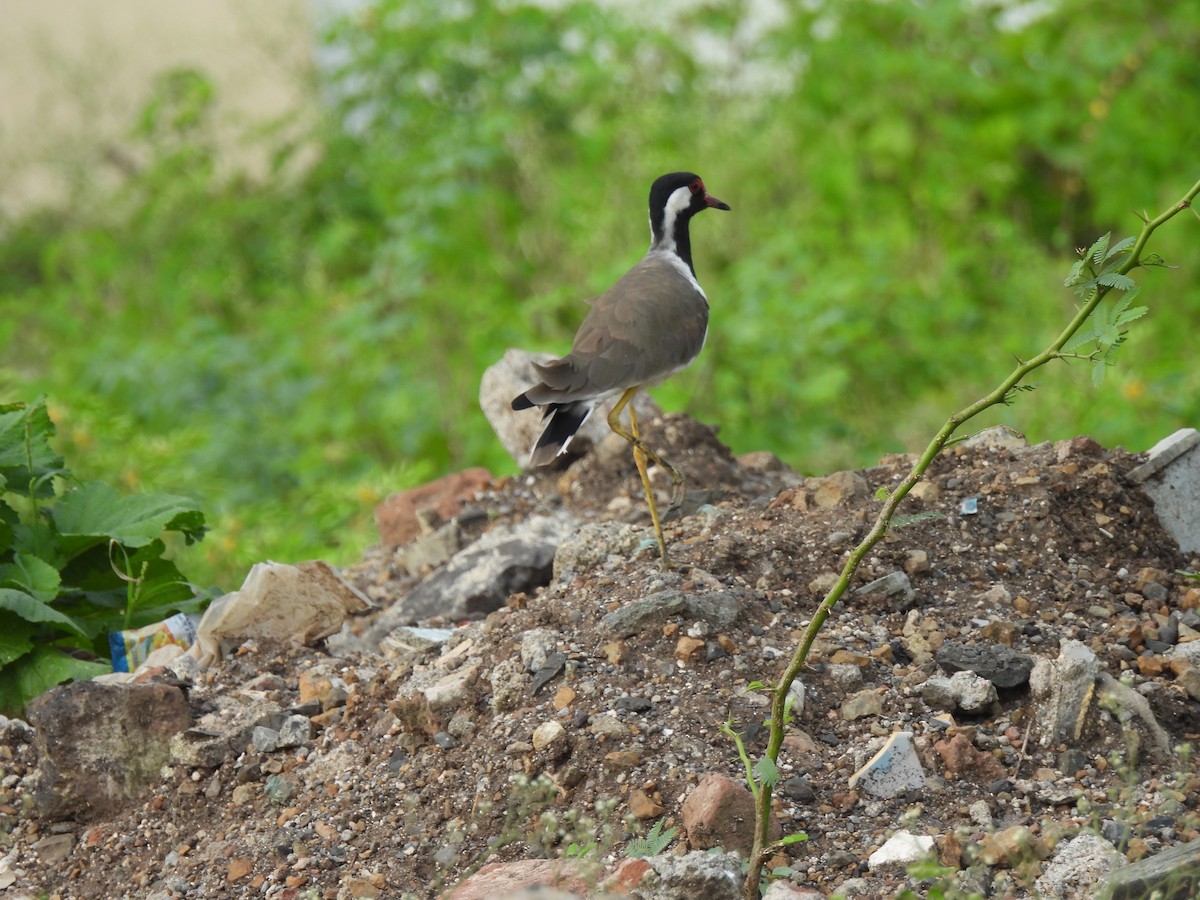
[109,612,200,673]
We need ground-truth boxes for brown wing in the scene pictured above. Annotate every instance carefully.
[567,255,709,394]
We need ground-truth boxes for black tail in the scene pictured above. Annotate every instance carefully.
[529,401,595,467]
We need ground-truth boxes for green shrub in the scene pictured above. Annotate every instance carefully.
[0,398,209,714]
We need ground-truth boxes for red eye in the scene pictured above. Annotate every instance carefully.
[690,179,704,195]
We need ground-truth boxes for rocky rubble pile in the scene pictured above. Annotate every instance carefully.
[5,409,1200,900]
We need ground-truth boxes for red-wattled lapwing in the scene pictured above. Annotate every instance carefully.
[511,171,730,565]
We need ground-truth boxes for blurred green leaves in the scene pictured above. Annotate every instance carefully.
[0,0,1197,587]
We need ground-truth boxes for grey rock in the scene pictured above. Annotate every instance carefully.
[481,348,661,467]
[395,520,462,577]
[553,520,652,579]
[1095,673,1174,763]
[780,775,816,803]
[33,833,76,864]
[921,675,958,712]
[1030,640,1101,746]
[841,689,884,720]
[1099,835,1200,899]
[374,626,454,663]
[1127,428,1200,552]
[276,715,312,749]
[251,725,280,753]
[385,515,567,625]
[627,849,744,900]
[170,697,282,767]
[1036,833,1125,899]
[961,425,1028,450]
[936,640,1034,689]
[849,571,912,607]
[27,681,191,820]
[922,671,997,714]
[848,731,926,799]
[1058,748,1088,775]
[519,628,562,672]
[599,589,740,637]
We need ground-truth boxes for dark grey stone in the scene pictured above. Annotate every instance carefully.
[1057,748,1088,775]
[599,589,740,637]
[616,696,653,714]
[393,516,564,623]
[936,640,1035,688]
[780,775,816,803]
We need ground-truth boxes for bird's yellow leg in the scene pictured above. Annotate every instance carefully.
[607,388,687,565]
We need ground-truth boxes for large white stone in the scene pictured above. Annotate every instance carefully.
[868,830,936,872]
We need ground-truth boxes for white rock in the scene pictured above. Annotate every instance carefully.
[949,670,998,713]
[532,721,566,751]
[868,830,936,872]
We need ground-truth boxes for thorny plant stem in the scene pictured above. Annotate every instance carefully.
[743,177,1200,899]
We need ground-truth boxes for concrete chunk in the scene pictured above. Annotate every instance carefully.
[1127,428,1200,552]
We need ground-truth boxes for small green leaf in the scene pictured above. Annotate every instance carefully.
[1113,305,1149,327]
[772,832,810,847]
[1103,235,1136,262]
[1063,258,1087,286]
[753,755,780,787]
[1087,232,1111,265]
[1096,272,1135,290]
[874,486,890,501]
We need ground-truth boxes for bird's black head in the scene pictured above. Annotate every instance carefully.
[647,172,730,266]
[649,172,730,228]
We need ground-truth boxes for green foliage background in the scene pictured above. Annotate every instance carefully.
[1,0,1197,589]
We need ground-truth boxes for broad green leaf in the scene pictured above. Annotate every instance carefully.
[51,482,206,558]
[0,400,63,500]
[0,613,35,666]
[0,587,88,638]
[0,553,61,603]
[10,521,66,571]
[0,645,111,716]
[0,498,15,550]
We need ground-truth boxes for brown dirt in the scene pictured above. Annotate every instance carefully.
[9,414,1200,899]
